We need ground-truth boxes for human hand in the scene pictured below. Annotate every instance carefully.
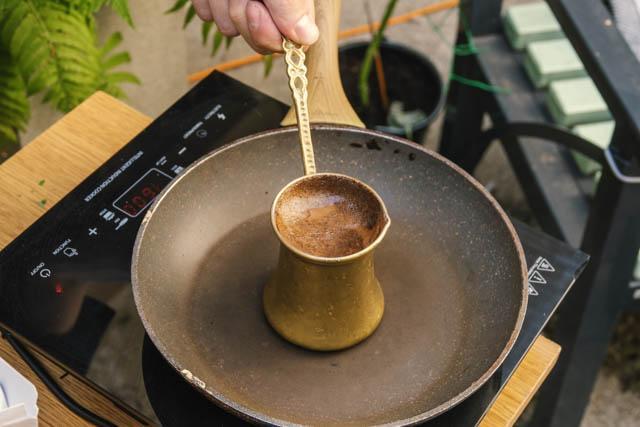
[191,0,319,54]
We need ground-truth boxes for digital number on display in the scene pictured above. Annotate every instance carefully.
[113,168,172,217]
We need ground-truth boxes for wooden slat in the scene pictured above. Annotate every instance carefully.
[0,91,150,250]
[480,336,561,427]
[0,92,560,426]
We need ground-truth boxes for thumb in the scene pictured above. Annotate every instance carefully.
[263,0,318,45]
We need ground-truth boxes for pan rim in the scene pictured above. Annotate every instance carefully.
[131,124,528,426]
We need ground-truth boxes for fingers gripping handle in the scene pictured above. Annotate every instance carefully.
[280,0,364,128]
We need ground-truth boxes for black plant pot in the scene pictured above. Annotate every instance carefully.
[338,41,444,143]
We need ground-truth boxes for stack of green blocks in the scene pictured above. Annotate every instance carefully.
[523,39,586,88]
[504,3,612,130]
[571,121,614,175]
[503,2,563,50]
[504,1,636,287]
[546,77,611,127]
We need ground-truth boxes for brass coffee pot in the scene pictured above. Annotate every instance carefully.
[264,173,390,351]
[263,0,390,351]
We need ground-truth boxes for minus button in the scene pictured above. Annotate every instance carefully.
[178,147,187,155]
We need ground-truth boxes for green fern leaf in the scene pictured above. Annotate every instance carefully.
[210,31,235,57]
[166,0,189,14]
[104,71,140,84]
[100,32,124,56]
[0,122,21,160]
[161,1,233,57]
[89,0,108,13]
[2,2,62,105]
[98,31,139,98]
[0,127,21,160]
[42,6,102,111]
[263,54,273,77]
[212,30,224,56]
[183,5,197,28]
[0,0,136,156]
[105,0,133,27]
[201,21,212,45]
[51,0,101,15]
[67,0,133,26]
[2,1,136,112]
[102,51,131,70]
[0,47,29,149]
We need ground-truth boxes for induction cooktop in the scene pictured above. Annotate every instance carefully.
[0,72,588,425]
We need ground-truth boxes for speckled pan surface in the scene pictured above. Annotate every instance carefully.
[132,125,528,426]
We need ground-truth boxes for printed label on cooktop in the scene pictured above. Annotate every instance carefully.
[84,150,144,203]
[528,256,556,296]
[112,168,172,218]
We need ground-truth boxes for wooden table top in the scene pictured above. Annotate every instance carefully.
[0,92,561,426]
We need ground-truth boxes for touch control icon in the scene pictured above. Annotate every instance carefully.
[63,247,78,257]
[100,208,115,221]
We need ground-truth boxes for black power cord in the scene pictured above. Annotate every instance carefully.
[1,329,116,427]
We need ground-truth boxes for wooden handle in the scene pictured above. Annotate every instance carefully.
[281,0,364,128]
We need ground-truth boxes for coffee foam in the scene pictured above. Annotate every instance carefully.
[274,175,387,258]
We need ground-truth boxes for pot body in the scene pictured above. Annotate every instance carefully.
[338,41,445,142]
[264,246,384,351]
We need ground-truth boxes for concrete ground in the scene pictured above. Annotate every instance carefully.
[19,0,640,425]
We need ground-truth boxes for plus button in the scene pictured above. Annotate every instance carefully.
[88,227,98,236]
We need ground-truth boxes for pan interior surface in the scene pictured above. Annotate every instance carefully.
[132,126,526,425]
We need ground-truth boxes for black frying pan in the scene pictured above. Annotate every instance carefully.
[131,1,527,425]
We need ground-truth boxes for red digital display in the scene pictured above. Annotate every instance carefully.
[113,169,172,217]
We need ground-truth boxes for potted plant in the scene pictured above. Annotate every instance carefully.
[169,0,444,143]
[0,0,139,160]
[338,1,445,142]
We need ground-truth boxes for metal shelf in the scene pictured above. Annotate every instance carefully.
[475,34,590,247]
[439,2,640,425]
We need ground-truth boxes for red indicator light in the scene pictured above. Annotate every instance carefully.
[54,282,63,295]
